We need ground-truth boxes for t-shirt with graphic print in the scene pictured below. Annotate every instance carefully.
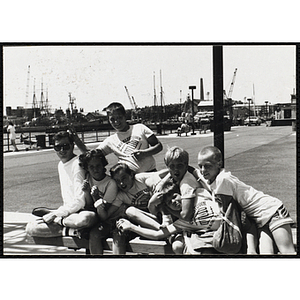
[112,172,162,211]
[97,123,156,173]
[87,174,118,205]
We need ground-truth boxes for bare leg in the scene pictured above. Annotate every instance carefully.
[11,139,18,151]
[172,234,184,254]
[112,229,126,255]
[26,211,97,238]
[88,225,104,255]
[63,211,97,229]
[258,226,274,254]
[125,207,161,230]
[26,220,63,237]
[245,222,258,254]
[272,224,296,254]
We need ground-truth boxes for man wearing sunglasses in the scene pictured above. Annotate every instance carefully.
[26,131,97,238]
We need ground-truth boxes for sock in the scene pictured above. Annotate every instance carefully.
[62,227,79,237]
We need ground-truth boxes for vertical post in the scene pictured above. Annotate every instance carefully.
[189,86,196,135]
[200,78,204,100]
[213,45,224,166]
[81,126,84,143]
[248,98,252,119]
[7,132,10,151]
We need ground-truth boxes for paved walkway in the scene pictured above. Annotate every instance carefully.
[3,211,297,256]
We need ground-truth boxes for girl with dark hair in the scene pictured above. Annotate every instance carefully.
[79,149,120,254]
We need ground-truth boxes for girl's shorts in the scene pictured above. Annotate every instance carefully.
[268,204,294,232]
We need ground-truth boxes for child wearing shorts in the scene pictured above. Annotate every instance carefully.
[116,181,223,254]
[79,149,120,254]
[196,146,295,254]
[116,146,213,254]
[108,163,172,254]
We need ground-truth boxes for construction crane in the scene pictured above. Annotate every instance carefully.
[227,68,238,99]
[223,68,237,118]
[124,86,139,120]
[223,68,238,99]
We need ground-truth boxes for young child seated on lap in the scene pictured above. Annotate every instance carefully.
[117,180,224,254]
[107,163,173,254]
[110,163,171,227]
[78,149,120,255]
[117,146,220,254]
[195,146,295,254]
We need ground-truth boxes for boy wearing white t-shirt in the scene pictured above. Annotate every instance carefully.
[71,102,163,173]
[196,146,295,254]
[26,131,98,238]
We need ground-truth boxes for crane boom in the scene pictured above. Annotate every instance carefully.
[124,86,137,110]
[228,68,237,99]
[124,86,139,121]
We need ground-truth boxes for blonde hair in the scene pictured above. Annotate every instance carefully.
[164,146,189,166]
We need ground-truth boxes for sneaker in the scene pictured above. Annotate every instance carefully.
[32,207,55,217]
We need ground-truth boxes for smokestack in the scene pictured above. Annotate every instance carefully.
[200,78,204,100]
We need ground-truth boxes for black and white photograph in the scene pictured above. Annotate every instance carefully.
[1,2,299,298]
[3,44,297,257]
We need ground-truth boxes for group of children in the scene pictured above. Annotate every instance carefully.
[26,102,296,255]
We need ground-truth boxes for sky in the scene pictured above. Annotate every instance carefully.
[3,44,296,115]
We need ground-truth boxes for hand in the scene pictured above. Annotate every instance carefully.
[91,185,101,201]
[131,150,146,161]
[150,192,164,205]
[36,217,46,225]
[67,124,79,140]
[82,179,91,193]
[116,219,132,232]
[154,173,171,193]
[67,123,76,134]
[42,212,57,224]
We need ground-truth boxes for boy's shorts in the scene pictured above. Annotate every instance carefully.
[183,231,215,254]
[268,204,294,232]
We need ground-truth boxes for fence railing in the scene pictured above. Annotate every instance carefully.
[3,129,112,153]
[3,122,202,153]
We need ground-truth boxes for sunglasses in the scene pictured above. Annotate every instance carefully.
[54,143,71,152]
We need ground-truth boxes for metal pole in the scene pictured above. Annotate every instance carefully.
[213,46,224,166]
[189,86,196,135]
[248,98,251,118]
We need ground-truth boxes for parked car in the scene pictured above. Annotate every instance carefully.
[244,116,262,126]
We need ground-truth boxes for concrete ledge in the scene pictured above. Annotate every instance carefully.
[26,235,174,255]
[4,212,297,255]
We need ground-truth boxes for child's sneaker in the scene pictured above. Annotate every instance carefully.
[161,214,173,228]
[32,207,54,217]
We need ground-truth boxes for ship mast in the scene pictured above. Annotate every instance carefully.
[160,70,165,122]
[25,65,30,109]
[32,78,37,118]
[40,79,45,113]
